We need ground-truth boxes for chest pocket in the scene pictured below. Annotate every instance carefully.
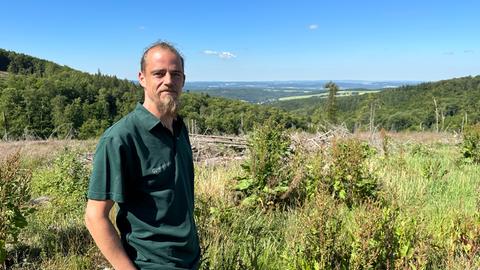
[141,160,175,191]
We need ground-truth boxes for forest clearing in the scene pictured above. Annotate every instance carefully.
[2,127,479,269]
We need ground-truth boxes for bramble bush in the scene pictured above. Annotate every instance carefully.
[0,152,33,265]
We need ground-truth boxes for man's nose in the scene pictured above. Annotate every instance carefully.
[163,71,173,85]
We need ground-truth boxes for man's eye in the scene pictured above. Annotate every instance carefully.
[171,72,184,79]
[154,71,166,77]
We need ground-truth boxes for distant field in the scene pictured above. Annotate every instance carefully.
[278,89,381,101]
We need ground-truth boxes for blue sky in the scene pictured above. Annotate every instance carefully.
[1,0,479,82]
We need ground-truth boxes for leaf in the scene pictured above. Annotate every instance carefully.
[273,185,289,194]
[0,240,6,264]
[235,179,253,191]
[400,244,410,257]
[241,195,259,207]
[12,208,28,229]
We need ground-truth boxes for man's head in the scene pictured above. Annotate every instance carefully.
[138,41,185,119]
[140,41,184,73]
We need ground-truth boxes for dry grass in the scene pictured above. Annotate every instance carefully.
[0,131,457,163]
[352,130,460,145]
[195,161,242,203]
[0,139,97,162]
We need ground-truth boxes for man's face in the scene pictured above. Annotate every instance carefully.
[138,47,185,117]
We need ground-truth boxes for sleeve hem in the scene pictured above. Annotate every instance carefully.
[87,191,125,203]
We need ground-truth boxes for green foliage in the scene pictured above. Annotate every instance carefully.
[78,119,110,139]
[450,214,480,265]
[31,148,90,219]
[422,158,448,182]
[325,81,339,124]
[0,48,307,139]
[380,128,391,158]
[295,192,351,269]
[5,149,94,267]
[325,139,379,208]
[462,123,480,163]
[3,139,480,269]
[349,205,397,269]
[235,122,294,208]
[180,93,307,135]
[274,75,480,132]
[409,143,433,157]
[0,152,33,264]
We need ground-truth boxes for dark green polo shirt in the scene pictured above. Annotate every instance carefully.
[88,103,200,270]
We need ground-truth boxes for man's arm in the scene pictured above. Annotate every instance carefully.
[85,199,137,270]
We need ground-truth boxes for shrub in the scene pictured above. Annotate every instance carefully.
[349,204,398,269]
[380,128,391,158]
[31,148,90,219]
[462,123,480,164]
[325,138,379,208]
[26,149,92,257]
[235,122,294,208]
[409,144,433,157]
[0,152,33,264]
[280,148,324,205]
[295,191,351,269]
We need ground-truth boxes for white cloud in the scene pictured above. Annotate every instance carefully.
[218,52,236,59]
[308,24,319,30]
[203,50,218,55]
[138,26,146,30]
[464,50,474,54]
[443,51,454,55]
[203,50,236,59]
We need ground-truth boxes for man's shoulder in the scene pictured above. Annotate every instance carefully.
[100,111,139,142]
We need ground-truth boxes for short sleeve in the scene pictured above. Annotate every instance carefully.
[87,136,128,203]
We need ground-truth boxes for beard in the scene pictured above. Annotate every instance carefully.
[157,94,179,118]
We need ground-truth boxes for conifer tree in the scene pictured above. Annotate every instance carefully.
[325,81,339,124]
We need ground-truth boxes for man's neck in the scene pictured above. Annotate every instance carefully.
[159,115,174,133]
[142,102,175,133]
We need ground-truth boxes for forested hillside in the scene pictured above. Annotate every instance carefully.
[0,49,307,139]
[274,76,480,131]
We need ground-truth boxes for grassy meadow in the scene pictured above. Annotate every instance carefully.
[1,129,479,270]
[277,90,381,101]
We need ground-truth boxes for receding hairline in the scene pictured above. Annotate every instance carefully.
[140,41,184,73]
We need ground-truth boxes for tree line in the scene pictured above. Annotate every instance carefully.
[0,48,307,139]
[274,76,480,132]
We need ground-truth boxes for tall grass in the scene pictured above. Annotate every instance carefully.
[1,131,479,269]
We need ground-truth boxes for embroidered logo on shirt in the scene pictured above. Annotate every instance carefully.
[152,161,171,175]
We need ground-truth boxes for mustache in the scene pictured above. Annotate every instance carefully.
[159,89,178,94]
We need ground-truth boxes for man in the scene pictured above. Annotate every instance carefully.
[85,41,200,270]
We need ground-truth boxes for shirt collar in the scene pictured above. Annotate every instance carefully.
[134,103,184,134]
[134,103,162,131]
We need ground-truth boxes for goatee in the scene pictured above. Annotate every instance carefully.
[157,95,179,118]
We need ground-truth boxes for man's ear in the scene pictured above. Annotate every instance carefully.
[138,71,146,88]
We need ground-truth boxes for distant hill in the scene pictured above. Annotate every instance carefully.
[273,76,480,131]
[184,80,421,103]
[0,48,307,139]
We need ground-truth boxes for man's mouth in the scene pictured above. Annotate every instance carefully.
[160,90,177,94]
